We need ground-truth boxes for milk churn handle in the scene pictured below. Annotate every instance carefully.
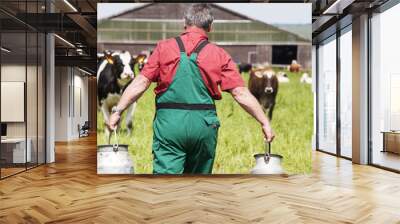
[264,140,271,164]
[112,129,119,152]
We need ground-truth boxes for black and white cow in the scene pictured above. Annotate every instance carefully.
[97,51,146,143]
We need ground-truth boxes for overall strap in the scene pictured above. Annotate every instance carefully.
[175,36,185,53]
[192,40,209,55]
[175,36,209,55]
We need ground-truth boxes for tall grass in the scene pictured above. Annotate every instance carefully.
[97,71,313,174]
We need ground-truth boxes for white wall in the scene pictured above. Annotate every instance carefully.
[71,72,89,139]
[1,63,46,164]
[54,66,89,141]
[1,65,29,138]
[55,66,68,141]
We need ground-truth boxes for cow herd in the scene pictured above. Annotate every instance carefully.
[97,50,311,138]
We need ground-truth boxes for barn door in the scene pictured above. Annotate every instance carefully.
[248,51,257,64]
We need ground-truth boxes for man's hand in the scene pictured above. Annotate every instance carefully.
[262,124,275,142]
[106,75,152,130]
[230,87,275,142]
[108,112,121,131]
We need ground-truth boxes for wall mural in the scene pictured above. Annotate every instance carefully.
[96,3,313,174]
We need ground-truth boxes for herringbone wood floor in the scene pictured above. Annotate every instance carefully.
[1,135,400,224]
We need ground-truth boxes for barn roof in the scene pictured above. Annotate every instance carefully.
[98,3,310,45]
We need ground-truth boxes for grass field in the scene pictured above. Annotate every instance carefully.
[97,70,313,174]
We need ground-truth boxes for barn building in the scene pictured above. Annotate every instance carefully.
[97,3,311,69]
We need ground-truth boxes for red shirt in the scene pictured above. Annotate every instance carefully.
[141,26,244,100]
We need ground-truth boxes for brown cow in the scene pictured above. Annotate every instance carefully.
[248,68,279,120]
[289,60,301,73]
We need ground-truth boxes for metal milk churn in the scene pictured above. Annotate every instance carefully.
[97,129,134,174]
[251,140,284,175]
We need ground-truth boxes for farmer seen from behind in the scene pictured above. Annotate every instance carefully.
[108,3,275,174]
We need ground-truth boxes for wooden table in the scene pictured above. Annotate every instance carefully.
[381,131,400,154]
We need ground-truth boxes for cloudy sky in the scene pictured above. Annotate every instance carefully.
[97,3,311,24]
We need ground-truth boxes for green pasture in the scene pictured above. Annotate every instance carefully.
[97,71,313,174]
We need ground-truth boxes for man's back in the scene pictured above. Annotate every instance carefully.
[141,26,244,100]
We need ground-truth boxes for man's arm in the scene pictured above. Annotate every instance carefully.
[229,86,275,142]
[116,75,151,111]
[108,75,151,130]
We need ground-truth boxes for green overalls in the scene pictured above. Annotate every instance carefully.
[152,37,220,174]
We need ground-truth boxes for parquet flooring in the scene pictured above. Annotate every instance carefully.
[1,134,400,223]
[0,167,26,177]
